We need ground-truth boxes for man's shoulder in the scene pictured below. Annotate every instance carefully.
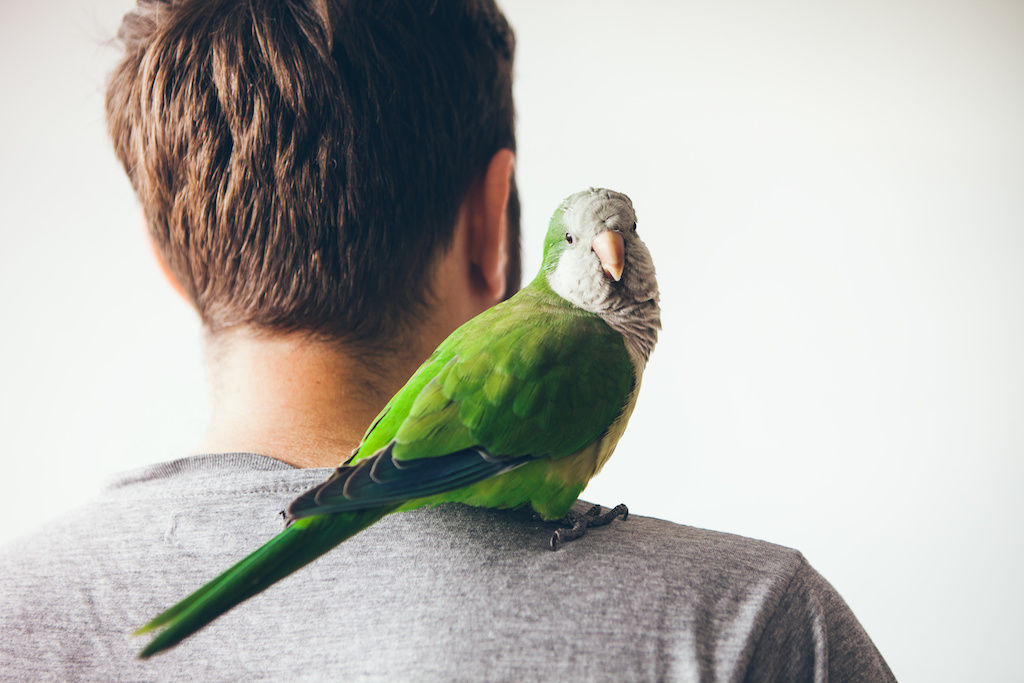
[0,453,809,617]
[0,455,893,681]
[0,454,325,612]
[505,500,813,612]
[585,503,807,576]
[0,454,811,635]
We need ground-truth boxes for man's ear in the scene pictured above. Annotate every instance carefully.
[145,223,192,306]
[469,149,515,303]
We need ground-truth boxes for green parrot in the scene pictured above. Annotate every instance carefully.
[136,187,661,658]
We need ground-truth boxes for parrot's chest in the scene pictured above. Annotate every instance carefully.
[510,377,641,519]
[589,375,642,474]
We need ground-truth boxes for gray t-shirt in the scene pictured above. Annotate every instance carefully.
[0,454,894,681]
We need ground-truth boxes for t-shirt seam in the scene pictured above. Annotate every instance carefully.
[743,551,808,674]
[103,453,308,490]
[106,483,323,501]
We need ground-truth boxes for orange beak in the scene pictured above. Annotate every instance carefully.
[592,230,625,281]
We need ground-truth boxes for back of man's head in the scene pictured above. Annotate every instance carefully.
[106,0,519,344]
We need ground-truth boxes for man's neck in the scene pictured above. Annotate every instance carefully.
[192,205,503,469]
[196,328,441,469]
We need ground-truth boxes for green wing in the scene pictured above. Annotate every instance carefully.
[285,283,635,520]
[354,284,635,465]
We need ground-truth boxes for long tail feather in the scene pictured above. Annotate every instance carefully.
[136,507,393,658]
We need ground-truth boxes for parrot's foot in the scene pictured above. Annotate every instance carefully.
[549,503,628,551]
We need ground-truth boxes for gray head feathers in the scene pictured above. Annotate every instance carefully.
[547,188,661,366]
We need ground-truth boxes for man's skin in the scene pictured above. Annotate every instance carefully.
[169,150,517,469]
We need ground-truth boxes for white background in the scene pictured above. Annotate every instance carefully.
[2,1,1022,680]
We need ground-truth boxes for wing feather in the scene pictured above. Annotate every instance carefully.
[287,444,531,519]
[288,285,634,518]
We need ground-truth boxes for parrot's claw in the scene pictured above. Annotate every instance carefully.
[549,503,629,550]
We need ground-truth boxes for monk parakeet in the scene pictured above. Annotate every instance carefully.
[136,187,661,657]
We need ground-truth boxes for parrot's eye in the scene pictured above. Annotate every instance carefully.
[631,221,637,232]
[565,232,575,245]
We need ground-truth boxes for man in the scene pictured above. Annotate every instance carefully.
[0,0,895,679]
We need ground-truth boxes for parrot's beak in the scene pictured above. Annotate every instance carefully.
[592,230,625,282]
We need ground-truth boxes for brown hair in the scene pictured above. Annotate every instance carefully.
[106,0,518,343]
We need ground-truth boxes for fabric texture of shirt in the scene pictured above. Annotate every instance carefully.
[0,453,895,681]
